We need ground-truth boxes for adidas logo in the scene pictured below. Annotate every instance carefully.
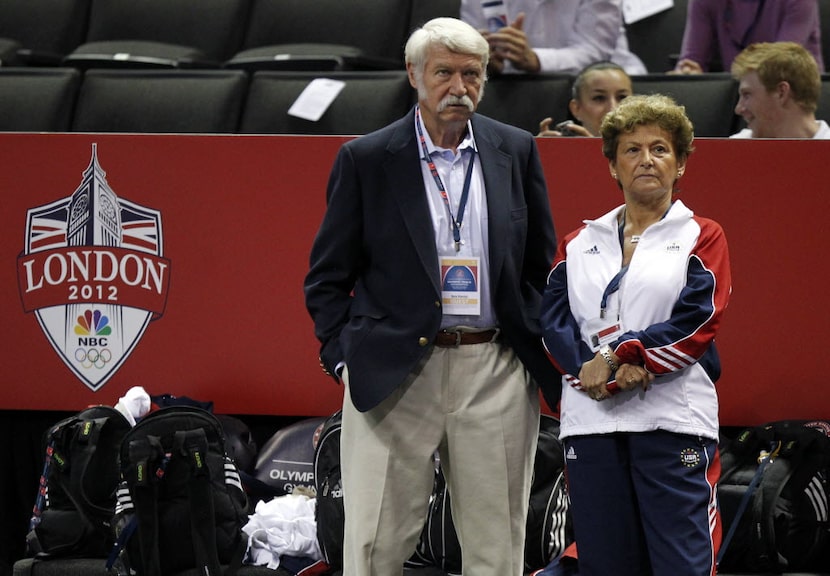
[583,245,599,255]
[566,446,577,460]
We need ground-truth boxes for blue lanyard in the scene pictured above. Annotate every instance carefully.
[600,266,628,318]
[600,212,631,318]
[415,106,476,252]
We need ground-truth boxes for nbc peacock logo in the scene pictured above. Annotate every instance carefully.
[73,310,114,370]
[75,309,112,337]
[16,144,171,391]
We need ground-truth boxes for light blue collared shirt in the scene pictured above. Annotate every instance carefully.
[414,111,497,329]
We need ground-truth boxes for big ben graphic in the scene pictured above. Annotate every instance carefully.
[18,144,170,391]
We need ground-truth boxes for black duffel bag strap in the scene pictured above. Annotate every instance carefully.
[717,439,781,568]
[130,435,167,576]
[60,416,113,539]
[177,428,224,576]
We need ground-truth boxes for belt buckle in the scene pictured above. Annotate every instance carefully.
[438,329,463,346]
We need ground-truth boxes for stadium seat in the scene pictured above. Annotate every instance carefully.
[475,74,573,135]
[0,0,91,65]
[817,74,830,123]
[0,38,23,66]
[409,0,461,28]
[239,70,414,135]
[0,68,80,132]
[625,0,688,73]
[631,73,740,137]
[225,0,409,72]
[63,0,250,69]
[820,0,830,72]
[71,69,248,133]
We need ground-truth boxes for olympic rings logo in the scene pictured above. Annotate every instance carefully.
[74,347,113,369]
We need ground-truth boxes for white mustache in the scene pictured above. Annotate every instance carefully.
[437,94,475,112]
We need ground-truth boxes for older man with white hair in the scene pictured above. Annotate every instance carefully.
[304,16,561,576]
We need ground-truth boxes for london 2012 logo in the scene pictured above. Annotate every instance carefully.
[16,144,171,391]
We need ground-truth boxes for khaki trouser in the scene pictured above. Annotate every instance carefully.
[340,341,540,576]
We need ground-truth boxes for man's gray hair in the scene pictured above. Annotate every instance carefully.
[405,17,489,80]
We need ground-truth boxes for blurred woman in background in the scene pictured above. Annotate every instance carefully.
[537,61,632,137]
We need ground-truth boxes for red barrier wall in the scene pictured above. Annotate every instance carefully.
[1,133,827,425]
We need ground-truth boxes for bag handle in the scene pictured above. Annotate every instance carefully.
[177,429,224,576]
[130,435,168,576]
[716,440,781,568]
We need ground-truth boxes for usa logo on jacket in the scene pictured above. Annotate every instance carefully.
[16,144,171,391]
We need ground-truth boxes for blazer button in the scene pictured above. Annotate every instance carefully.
[418,337,429,347]
[434,300,441,308]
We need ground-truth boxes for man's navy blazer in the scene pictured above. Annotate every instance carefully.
[304,108,561,412]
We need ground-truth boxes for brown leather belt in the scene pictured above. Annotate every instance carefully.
[434,329,499,347]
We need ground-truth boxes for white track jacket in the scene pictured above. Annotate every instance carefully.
[541,200,731,441]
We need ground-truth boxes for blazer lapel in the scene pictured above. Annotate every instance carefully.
[384,111,442,294]
[472,116,510,294]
